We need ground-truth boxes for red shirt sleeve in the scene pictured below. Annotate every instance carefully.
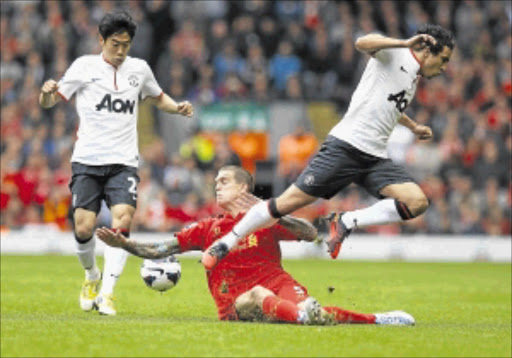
[175,219,213,252]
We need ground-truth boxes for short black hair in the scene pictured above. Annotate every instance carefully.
[99,10,137,40]
[415,24,455,55]
[220,165,255,193]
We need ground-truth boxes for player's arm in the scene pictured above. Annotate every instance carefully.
[39,79,61,108]
[277,216,318,242]
[96,227,181,259]
[355,33,436,55]
[143,93,194,117]
[398,113,433,140]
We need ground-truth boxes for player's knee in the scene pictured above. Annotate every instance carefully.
[112,208,134,228]
[250,285,273,303]
[237,285,272,309]
[400,194,429,218]
[235,290,257,314]
[74,224,94,241]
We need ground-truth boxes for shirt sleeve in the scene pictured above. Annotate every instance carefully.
[140,61,163,99]
[57,58,86,101]
[175,219,212,251]
[374,47,404,66]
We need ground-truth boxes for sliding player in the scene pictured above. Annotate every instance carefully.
[97,166,414,325]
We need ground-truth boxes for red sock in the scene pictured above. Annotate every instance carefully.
[262,295,300,323]
[324,306,376,324]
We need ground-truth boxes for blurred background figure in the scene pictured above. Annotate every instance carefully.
[0,0,510,237]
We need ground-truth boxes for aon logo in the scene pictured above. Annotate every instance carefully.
[95,94,135,114]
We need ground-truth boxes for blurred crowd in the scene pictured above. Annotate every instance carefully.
[1,0,510,236]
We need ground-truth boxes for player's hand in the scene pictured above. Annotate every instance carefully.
[177,101,194,117]
[234,192,262,212]
[412,124,433,140]
[96,227,128,248]
[405,34,436,50]
[41,79,59,94]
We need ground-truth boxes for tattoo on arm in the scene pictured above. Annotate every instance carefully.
[278,216,318,241]
[123,236,181,259]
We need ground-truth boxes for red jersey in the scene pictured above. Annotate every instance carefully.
[176,212,300,320]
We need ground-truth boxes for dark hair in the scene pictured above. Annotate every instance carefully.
[99,10,137,40]
[220,165,255,193]
[415,24,455,55]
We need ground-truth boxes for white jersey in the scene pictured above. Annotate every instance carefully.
[58,54,163,167]
[329,47,421,158]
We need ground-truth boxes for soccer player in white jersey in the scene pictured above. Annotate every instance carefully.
[39,11,193,315]
[202,24,455,269]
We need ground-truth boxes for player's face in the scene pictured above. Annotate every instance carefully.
[421,46,452,79]
[215,170,246,209]
[99,31,132,67]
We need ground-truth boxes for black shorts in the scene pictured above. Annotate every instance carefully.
[295,136,416,199]
[69,162,140,214]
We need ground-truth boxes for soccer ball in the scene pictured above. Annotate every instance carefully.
[140,256,181,292]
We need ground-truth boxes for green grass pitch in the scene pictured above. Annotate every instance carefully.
[1,255,510,357]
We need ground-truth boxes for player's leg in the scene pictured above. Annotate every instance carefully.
[96,166,139,315]
[235,285,316,324]
[322,306,415,325]
[74,208,102,311]
[275,280,326,325]
[328,160,427,258]
[202,136,356,269]
[69,164,103,311]
[322,306,376,324]
[341,182,427,228]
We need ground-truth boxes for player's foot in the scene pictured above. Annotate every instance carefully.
[201,241,229,270]
[319,309,337,326]
[326,212,351,259]
[95,294,116,316]
[79,277,101,311]
[374,310,415,326]
[302,297,323,325]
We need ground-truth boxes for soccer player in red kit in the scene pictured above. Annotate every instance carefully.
[97,165,414,325]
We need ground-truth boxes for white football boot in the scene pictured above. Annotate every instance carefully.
[95,293,116,316]
[302,297,324,325]
[374,310,415,325]
[79,278,101,311]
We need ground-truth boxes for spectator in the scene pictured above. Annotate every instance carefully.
[212,41,245,86]
[472,139,508,189]
[278,126,318,186]
[257,17,280,58]
[241,43,268,86]
[269,40,301,93]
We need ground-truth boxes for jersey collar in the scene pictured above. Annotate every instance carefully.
[409,48,422,75]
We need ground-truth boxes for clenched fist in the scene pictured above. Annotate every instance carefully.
[41,79,59,94]
[177,101,194,117]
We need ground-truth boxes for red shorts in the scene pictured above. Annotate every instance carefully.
[221,274,309,321]
[266,274,309,305]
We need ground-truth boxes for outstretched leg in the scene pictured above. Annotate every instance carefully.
[328,182,429,258]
